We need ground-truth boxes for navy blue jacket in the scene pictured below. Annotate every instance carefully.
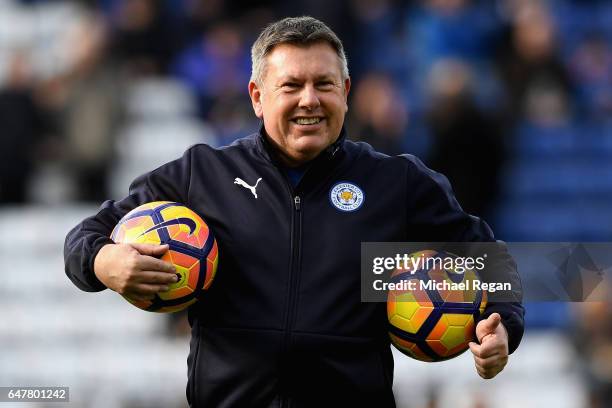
[65,128,524,408]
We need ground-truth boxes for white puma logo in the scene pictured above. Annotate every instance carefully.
[234,177,263,199]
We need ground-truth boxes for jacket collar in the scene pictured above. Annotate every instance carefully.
[255,121,346,165]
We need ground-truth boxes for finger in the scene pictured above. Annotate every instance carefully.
[469,342,482,358]
[475,360,502,379]
[134,271,179,284]
[136,255,176,274]
[484,365,504,379]
[130,243,169,257]
[477,313,501,342]
[129,293,155,302]
[474,354,506,369]
[476,367,496,380]
[129,283,170,296]
[471,341,502,359]
[476,367,489,380]
[478,340,504,359]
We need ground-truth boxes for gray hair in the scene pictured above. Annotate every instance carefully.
[250,16,349,85]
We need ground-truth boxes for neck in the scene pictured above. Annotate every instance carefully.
[262,133,320,168]
[258,125,345,167]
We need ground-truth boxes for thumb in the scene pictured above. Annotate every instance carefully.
[129,243,169,256]
[476,313,501,341]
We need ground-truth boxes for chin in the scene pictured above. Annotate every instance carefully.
[296,135,330,150]
[297,144,327,158]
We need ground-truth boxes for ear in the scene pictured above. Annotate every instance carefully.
[248,80,264,119]
[343,77,351,112]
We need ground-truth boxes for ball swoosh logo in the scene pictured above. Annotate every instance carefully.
[138,218,197,238]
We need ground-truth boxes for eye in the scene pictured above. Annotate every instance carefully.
[281,82,300,90]
[317,81,335,90]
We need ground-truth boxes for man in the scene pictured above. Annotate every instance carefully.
[65,16,524,407]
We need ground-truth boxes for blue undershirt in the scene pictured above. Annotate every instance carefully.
[283,165,308,188]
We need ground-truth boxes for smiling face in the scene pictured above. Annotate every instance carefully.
[248,42,351,167]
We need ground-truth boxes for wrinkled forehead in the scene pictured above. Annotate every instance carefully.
[263,42,344,82]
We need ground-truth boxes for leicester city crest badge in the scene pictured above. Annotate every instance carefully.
[329,181,365,212]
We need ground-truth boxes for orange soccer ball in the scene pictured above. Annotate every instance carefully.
[387,250,487,361]
[111,201,218,313]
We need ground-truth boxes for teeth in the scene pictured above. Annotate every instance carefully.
[295,117,321,125]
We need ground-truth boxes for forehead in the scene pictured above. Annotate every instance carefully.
[264,42,343,81]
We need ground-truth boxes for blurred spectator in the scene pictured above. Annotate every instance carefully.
[61,13,122,201]
[346,0,406,81]
[0,52,46,204]
[571,302,612,408]
[405,0,498,68]
[496,1,573,126]
[401,0,502,116]
[280,0,354,51]
[348,72,409,155]
[171,21,251,117]
[207,93,259,146]
[37,11,123,202]
[109,0,177,76]
[425,59,505,219]
[172,0,227,45]
[569,33,612,121]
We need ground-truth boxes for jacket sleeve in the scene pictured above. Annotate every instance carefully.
[403,155,525,354]
[64,148,194,292]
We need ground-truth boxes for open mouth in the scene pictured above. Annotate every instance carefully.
[291,117,324,125]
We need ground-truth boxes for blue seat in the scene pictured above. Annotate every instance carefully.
[514,123,575,156]
[524,302,570,330]
[503,157,612,196]
[495,198,612,241]
[513,122,612,157]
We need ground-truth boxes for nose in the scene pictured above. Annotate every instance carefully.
[298,84,321,110]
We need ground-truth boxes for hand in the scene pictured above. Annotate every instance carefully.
[469,313,509,379]
[94,243,177,301]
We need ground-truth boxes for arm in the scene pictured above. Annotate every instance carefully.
[64,147,194,295]
[403,155,524,375]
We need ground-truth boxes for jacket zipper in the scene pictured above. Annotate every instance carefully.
[280,194,301,408]
[287,194,302,335]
